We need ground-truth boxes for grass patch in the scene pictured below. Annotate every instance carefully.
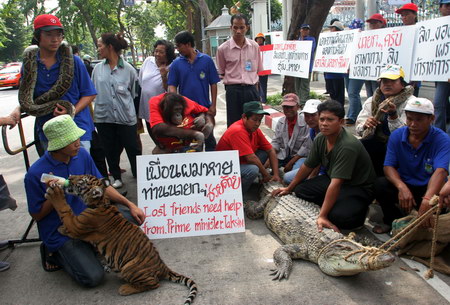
[266,91,326,106]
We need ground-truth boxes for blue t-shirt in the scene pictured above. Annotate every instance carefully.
[384,126,450,186]
[34,53,97,142]
[167,51,220,108]
[24,148,102,252]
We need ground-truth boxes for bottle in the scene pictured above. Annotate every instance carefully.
[40,173,69,187]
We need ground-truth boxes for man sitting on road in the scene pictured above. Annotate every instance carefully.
[273,100,376,232]
[373,98,450,234]
[271,94,311,183]
[24,115,145,286]
[216,101,281,197]
[356,64,416,176]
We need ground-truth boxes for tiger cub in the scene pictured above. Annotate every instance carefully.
[45,174,197,305]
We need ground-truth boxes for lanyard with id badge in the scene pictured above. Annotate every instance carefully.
[245,60,252,72]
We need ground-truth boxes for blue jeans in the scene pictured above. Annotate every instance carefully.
[433,82,450,134]
[52,204,137,287]
[346,78,365,122]
[240,150,268,196]
[365,80,378,98]
[282,158,306,184]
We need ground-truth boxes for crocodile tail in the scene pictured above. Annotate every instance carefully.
[167,270,197,305]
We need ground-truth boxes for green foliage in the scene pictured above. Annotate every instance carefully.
[309,91,325,100]
[0,0,29,62]
[266,93,283,106]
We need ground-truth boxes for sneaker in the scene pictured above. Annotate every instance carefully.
[0,261,10,272]
[0,240,8,251]
[112,179,123,189]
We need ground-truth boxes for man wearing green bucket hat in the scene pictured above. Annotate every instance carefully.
[24,115,145,286]
[216,101,282,197]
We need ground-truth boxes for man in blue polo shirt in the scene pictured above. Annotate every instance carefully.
[168,31,220,151]
[373,98,450,234]
[24,115,145,287]
[19,14,96,154]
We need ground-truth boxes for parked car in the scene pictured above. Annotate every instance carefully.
[0,65,21,89]
[5,62,22,68]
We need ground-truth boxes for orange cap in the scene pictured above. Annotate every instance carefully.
[255,33,265,40]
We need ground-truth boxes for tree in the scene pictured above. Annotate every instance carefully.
[0,0,29,62]
[283,0,335,94]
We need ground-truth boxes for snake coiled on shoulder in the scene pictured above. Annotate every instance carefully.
[19,42,75,117]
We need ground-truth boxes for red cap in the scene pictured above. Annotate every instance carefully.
[33,14,63,31]
[366,13,387,25]
[395,3,418,14]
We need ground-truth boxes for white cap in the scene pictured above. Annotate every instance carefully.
[404,98,434,115]
[302,99,321,114]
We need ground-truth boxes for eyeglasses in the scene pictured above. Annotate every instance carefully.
[42,31,64,39]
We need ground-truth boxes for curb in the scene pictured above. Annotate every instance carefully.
[263,105,284,131]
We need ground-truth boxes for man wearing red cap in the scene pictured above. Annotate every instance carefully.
[19,14,97,155]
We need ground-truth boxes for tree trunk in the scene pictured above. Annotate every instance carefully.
[282,0,335,94]
[73,0,98,50]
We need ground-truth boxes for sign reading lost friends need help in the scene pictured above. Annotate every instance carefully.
[137,151,245,239]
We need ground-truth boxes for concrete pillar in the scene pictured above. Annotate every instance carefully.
[282,0,292,40]
[356,0,365,20]
[251,0,269,38]
[366,0,378,17]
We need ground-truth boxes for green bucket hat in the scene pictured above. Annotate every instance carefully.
[43,115,85,151]
[243,101,269,115]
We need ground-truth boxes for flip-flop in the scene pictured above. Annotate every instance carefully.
[372,224,391,234]
[40,243,62,272]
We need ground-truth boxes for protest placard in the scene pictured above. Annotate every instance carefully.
[411,16,450,82]
[137,151,245,239]
[313,29,359,73]
[259,44,273,76]
[271,41,312,78]
[349,25,417,81]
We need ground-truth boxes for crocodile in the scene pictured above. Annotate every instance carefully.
[245,181,396,279]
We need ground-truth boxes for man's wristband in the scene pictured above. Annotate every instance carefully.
[422,196,431,201]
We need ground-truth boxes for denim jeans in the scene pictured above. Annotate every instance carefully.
[365,80,378,98]
[282,158,306,184]
[433,82,450,134]
[346,78,365,122]
[240,150,268,196]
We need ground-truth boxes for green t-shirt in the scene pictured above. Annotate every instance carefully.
[304,128,376,193]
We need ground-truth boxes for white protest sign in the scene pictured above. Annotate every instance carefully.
[349,25,417,81]
[137,151,245,239]
[313,29,359,73]
[271,41,312,78]
[411,16,450,82]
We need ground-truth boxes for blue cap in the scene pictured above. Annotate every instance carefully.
[300,24,310,29]
[349,18,364,30]
[440,0,450,4]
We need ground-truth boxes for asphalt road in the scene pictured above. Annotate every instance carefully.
[0,80,449,305]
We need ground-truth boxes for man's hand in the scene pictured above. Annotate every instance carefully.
[207,105,217,117]
[272,187,290,197]
[284,159,296,173]
[397,185,416,213]
[129,204,146,225]
[439,181,450,208]
[261,172,272,183]
[270,174,282,183]
[191,131,205,152]
[316,216,340,232]
[53,103,68,116]
[363,117,380,130]
[418,199,433,228]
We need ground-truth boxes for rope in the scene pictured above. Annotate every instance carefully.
[379,195,441,279]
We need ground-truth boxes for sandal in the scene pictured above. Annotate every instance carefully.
[372,224,391,234]
[40,243,62,272]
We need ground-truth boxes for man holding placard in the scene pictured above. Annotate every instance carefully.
[355,64,415,176]
[295,24,316,106]
[216,101,281,197]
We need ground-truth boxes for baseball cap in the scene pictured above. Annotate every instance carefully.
[329,21,344,31]
[243,101,269,115]
[395,3,418,14]
[366,13,387,26]
[281,93,300,107]
[44,115,85,151]
[34,14,64,31]
[440,0,450,4]
[404,98,434,115]
[301,99,321,114]
[349,18,364,30]
[378,64,405,80]
[300,24,310,29]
